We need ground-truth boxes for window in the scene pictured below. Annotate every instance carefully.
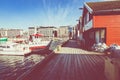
[84,12,89,25]
[86,12,89,22]
[100,29,105,43]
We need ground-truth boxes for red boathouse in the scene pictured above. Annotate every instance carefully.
[81,1,120,48]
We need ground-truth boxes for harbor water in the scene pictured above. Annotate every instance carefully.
[0,54,45,80]
[0,39,64,80]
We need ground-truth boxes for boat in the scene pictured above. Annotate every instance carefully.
[28,33,51,53]
[0,33,51,55]
[0,41,31,56]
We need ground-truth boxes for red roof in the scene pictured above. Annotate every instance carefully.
[85,1,120,14]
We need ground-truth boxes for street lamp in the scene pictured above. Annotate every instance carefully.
[79,8,83,10]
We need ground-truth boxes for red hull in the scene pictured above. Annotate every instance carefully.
[29,46,46,51]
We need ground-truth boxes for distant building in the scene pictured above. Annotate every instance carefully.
[7,29,23,38]
[28,27,36,35]
[82,1,120,48]
[58,26,69,38]
[28,26,70,38]
[77,17,83,41]
[0,28,7,37]
[37,26,56,37]
[68,26,73,39]
[28,26,57,37]
[0,28,23,38]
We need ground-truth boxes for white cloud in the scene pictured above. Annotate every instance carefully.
[41,0,74,26]
[39,0,83,27]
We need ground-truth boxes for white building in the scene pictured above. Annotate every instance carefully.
[58,26,69,38]
[0,28,23,38]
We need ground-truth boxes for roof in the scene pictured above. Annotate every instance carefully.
[85,1,120,14]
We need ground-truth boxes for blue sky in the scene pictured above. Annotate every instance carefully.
[0,0,111,29]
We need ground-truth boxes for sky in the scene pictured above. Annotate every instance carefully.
[0,0,116,29]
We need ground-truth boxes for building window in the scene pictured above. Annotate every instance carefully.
[84,12,89,25]
[100,29,105,43]
[86,12,89,22]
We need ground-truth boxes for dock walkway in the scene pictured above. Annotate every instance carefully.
[18,40,107,80]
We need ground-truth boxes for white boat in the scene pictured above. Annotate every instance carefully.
[0,33,51,55]
[0,42,31,56]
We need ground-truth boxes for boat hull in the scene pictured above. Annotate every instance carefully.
[29,46,46,51]
[29,40,52,54]
[0,50,31,56]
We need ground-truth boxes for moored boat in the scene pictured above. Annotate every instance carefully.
[0,33,52,55]
[28,33,51,53]
[0,41,31,56]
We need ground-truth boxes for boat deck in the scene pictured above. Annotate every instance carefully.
[18,40,107,80]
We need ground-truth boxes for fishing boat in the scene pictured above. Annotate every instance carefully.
[0,38,31,56]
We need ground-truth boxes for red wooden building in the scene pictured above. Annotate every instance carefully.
[81,1,120,48]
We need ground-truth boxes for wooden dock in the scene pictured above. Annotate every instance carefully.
[18,40,107,80]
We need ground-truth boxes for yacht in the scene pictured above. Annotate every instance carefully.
[0,42,31,56]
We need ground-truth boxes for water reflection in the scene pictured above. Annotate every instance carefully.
[0,54,45,80]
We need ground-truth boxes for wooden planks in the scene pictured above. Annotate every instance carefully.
[19,40,107,80]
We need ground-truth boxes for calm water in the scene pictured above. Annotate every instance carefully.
[0,54,45,80]
[0,39,62,80]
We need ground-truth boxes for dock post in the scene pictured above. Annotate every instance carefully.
[57,45,61,51]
